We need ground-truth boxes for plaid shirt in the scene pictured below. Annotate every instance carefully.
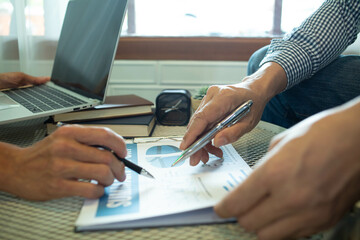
[261,0,360,89]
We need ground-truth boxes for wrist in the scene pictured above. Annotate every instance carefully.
[243,62,287,102]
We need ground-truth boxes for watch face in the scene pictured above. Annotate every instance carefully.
[156,90,191,126]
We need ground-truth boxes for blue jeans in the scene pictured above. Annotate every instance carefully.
[247,46,360,128]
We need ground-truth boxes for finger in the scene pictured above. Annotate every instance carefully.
[54,125,128,158]
[214,166,269,218]
[256,208,325,240]
[204,143,223,159]
[180,112,210,150]
[64,141,126,182]
[190,149,208,166]
[190,143,223,166]
[21,73,50,85]
[181,90,229,150]
[189,96,208,124]
[43,137,125,183]
[89,146,126,182]
[61,180,105,199]
[238,193,293,232]
[53,158,115,186]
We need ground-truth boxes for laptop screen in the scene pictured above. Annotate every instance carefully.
[51,0,127,100]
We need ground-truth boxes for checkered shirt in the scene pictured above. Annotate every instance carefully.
[260,0,360,89]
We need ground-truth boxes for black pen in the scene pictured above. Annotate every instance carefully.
[56,122,155,179]
[92,145,155,179]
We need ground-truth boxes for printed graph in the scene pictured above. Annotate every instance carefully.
[145,145,184,168]
[223,169,248,192]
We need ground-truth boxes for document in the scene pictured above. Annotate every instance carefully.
[75,138,252,231]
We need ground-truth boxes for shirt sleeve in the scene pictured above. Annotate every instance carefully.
[260,0,360,89]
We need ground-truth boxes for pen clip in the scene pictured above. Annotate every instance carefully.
[218,100,253,129]
[227,108,251,128]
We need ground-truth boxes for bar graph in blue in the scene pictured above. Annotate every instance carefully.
[223,169,248,192]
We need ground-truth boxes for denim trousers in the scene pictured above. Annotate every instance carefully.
[247,46,360,128]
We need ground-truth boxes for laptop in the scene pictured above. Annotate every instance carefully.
[0,0,128,125]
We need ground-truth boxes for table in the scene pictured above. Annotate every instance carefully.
[0,118,357,240]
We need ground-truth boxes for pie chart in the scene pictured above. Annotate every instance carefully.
[145,145,184,168]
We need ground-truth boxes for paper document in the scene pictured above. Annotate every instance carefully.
[75,138,252,231]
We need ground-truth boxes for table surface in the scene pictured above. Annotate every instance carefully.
[0,118,355,240]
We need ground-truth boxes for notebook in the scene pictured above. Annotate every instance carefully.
[0,0,128,125]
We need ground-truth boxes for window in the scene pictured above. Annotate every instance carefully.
[125,0,324,37]
[0,0,325,61]
[127,0,275,37]
[117,0,324,60]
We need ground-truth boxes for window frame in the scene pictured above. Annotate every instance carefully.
[115,37,272,61]
[117,0,279,61]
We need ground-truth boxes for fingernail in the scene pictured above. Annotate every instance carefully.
[215,137,227,147]
[120,172,126,182]
[190,157,199,166]
[179,141,185,150]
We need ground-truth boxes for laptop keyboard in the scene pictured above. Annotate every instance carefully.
[4,85,87,113]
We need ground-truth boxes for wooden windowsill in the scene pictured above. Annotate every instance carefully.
[1,36,273,61]
[116,37,272,61]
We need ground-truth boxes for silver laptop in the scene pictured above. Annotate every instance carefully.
[0,0,128,125]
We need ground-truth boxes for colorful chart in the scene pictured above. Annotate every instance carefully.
[223,170,248,192]
[145,145,184,168]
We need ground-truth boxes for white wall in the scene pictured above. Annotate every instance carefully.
[108,60,248,102]
[0,59,249,103]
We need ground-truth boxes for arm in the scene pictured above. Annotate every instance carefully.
[214,97,360,240]
[262,0,360,89]
[180,0,360,165]
[0,125,127,201]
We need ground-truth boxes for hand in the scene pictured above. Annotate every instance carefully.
[0,72,50,90]
[180,62,287,166]
[0,125,127,201]
[214,97,360,240]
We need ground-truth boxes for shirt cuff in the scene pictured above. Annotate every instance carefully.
[260,39,313,90]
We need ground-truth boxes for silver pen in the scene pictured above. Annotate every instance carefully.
[172,100,253,167]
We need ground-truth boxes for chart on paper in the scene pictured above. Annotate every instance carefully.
[223,169,249,192]
[76,139,253,229]
[145,145,184,168]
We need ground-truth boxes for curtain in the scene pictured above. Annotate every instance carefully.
[0,0,358,77]
[0,0,68,75]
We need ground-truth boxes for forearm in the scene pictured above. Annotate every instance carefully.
[0,142,21,194]
[261,0,360,89]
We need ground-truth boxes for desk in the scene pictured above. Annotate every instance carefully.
[0,118,355,240]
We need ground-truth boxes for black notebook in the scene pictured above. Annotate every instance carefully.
[47,114,156,137]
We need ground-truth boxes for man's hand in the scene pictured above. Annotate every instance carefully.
[214,97,360,240]
[180,62,287,166]
[0,72,50,90]
[0,125,127,201]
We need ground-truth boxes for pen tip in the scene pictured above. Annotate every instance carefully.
[142,169,155,179]
[171,155,183,167]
